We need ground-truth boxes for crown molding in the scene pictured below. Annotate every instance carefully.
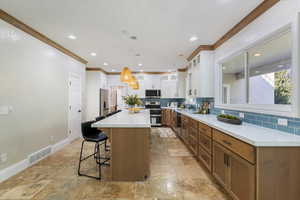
[86,67,184,75]
[186,0,280,62]
[187,45,214,61]
[0,9,88,64]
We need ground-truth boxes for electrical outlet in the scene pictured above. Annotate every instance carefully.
[278,118,288,126]
[0,153,7,163]
[239,113,245,118]
[221,110,225,114]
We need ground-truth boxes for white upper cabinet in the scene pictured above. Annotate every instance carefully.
[187,51,214,98]
[108,73,186,99]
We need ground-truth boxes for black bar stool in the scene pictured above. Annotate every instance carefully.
[95,116,110,151]
[78,121,110,180]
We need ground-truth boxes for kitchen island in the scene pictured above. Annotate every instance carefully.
[92,110,151,181]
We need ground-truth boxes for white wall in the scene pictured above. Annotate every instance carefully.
[85,71,107,121]
[214,0,300,115]
[0,19,86,171]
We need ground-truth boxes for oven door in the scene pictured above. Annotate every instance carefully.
[150,109,161,116]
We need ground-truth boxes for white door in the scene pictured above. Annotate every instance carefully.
[68,74,82,142]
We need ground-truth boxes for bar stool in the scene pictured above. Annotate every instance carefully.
[78,121,110,180]
[95,116,110,151]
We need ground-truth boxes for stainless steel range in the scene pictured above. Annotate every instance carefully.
[145,100,161,127]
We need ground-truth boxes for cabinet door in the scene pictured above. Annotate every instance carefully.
[162,109,166,126]
[213,142,230,188]
[229,153,255,200]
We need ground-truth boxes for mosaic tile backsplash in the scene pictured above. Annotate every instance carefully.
[185,97,300,136]
[211,108,300,136]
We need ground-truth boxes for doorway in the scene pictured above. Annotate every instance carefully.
[68,74,82,142]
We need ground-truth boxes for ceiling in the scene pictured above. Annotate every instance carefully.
[0,0,263,72]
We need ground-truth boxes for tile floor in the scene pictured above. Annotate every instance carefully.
[0,128,231,200]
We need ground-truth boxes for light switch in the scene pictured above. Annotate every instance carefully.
[0,106,9,115]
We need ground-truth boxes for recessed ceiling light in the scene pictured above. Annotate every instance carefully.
[103,62,108,66]
[140,70,144,72]
[68,35,77,40]
[254,53,261,57]
[222,66,226,70]
[111,69,116,72]
[278,64,285,68]
[90,52,97,56]
[168,69,172,72]
[189,36,198,42]
[138,63,143,67]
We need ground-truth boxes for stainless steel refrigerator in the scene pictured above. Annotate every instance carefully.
[99,88,109,117]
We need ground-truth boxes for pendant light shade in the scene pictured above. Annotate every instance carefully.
[128,76,139,90]
[120,67,133,83]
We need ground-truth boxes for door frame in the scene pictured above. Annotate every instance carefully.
[68,73,82,142]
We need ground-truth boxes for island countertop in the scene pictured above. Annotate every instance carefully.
[92,109,151,128]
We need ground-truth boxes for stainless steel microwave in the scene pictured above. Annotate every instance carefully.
[145,90,161,98]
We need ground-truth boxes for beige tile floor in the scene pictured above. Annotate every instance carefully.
[0,128,231,200]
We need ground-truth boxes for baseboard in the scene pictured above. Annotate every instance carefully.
[52,137,70,153]
[0,159,28,183]
[0,137,71,183]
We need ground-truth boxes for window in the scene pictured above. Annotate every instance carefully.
[248,31,292,105]
[222,53,247,104]
[220,29,292,107]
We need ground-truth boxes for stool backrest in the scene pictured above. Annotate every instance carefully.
[81,121,97,139]
[95,116,106,121]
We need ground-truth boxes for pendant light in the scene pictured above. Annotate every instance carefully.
[128,76,139,90]
[120,67,133,83]
[130,76,139,90]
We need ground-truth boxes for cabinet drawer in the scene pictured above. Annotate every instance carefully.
[189,118,198,130]
[199,133,212,154]
[198,146,212,172]
[199,122,212,138]
[213,129,256,164]
[189,127,198,141]
[189,137,198,155]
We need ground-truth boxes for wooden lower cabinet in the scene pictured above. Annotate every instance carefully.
[213,142,255,200]
[229,151,255,200]
[176,113,300,200]
[162,109,166,126]
[198,145,212,172]
[213,142,230,188]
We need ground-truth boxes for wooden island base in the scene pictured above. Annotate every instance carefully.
[100,127,150,181]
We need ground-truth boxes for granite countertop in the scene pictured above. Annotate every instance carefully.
[163,107,300,147]
[92,109,151,128]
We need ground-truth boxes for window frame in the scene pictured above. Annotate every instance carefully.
[215,25,297,117]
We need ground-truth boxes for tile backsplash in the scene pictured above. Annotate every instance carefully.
[186,97,300,136]
[211,106,300,136]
